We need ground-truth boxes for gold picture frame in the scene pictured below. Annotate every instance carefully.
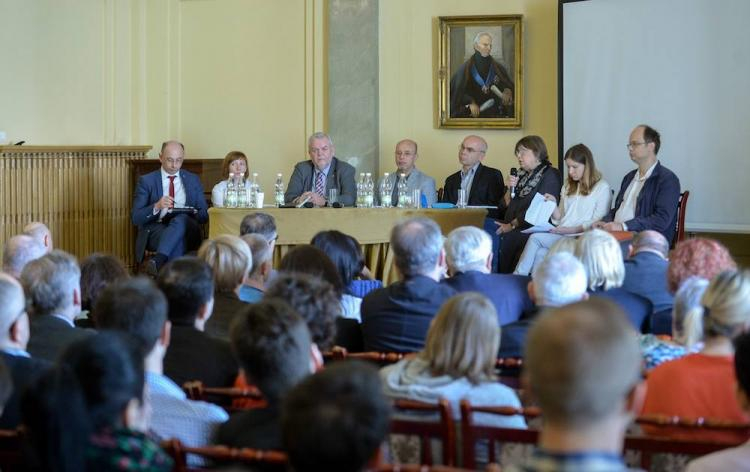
[437,15,523,129]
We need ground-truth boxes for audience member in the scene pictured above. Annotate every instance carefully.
[157,257,238,388]
[239,234,273,303]
[0,360,11,417]
[211,151,251,207]
[197,235,252,340]
[285,132,356,207]
[510,298,643,472]
[378,139,437,207]
[77,253,128,328]
[22,332,172,472]
[94,278,228,449]
[361,217,455,352]
[514,143,610,275]
[594,124,680,242]
[131,140,209,275]
[0,273,51,429]
[641,270,750,443]
[496,135,562,273]
[667,237,736,293]
[498,252,588,359]
[22,222,53,253]
[686,331,750,471]
[215,300,313,451]
[575,229,652,331]
[239,212,278,243]
[282,360,390,472]
[621,230,673,314]
[1,234,45,279]
[21,250,92,362]
[443,226,532,325]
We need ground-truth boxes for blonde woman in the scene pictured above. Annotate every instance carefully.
[197,234,252,339]
[211,151,252,207]
[514,144,611,276]
[642,270,750,444]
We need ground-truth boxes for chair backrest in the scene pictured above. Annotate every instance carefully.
[437,187,444,202]
[323,348,409,366]
[162,439,288,472]
[672,190,689,248]
[391,398,457,466]
[182,380,265,411]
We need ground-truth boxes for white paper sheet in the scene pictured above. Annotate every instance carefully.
[524,193,556,227]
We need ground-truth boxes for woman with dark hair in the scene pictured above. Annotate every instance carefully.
[211,151,252,207]
[514,144,611,275]
[495,135,562,273]
[77,253,129,328]
[22,332,171,471]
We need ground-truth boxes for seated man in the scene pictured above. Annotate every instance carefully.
[594,124,680,243]
[131,140,209,275]
[361,217,456,352]
[377,139,437,207]
[282,360,390,472]
[22,222,53,253]
[285,132,356,207]
[239,212,278,286]
[509,298,644,472]
[239,234,273,303]
[442,226,532,325]
[2,234,45,280]
[157,257,238,388]
[21,250,92,362]
[215,300,313,450]
[499,252,588,359]
[622,230,673,314]
[94,278,228,448]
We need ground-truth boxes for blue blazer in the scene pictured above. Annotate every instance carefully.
[442,271,533,326]
[622,251,674,314]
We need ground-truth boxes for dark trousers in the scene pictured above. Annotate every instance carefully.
[144,214,202,260]
[498,229,531,274]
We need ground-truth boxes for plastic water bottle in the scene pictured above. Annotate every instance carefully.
[236,176,248,208]
[225,173,237,208]
[275,173,285,207]
[379,172,390,207]
[356,173,365,207]
[364,172,374,207]
[249,172,259,208]
[397,173,409,208]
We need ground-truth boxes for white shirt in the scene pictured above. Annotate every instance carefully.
[552,179,612,230]
[158,168,187,219]
[614,161,658,229]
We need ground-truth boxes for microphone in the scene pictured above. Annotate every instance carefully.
[510,167,518,199]
[331,202,343,208]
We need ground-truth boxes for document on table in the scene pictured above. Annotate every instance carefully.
[521,193,556,233]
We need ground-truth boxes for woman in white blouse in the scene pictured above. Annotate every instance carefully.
[514,144,611,275]
[211,151,252,207]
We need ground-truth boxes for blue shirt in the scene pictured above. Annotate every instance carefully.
[238,285,264,303]
[508,449,634,472]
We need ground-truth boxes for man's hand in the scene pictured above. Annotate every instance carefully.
[468,102,480,118]
[309,192,326,207]
[601,222,624,232]
[154,195,174,211]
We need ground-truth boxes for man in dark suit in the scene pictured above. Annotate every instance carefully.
[215,300,313,452]
[284,132,357,207]
[156,257,238,388]
[131,140,209,275]
[20,250,92,363]
[361,217,456,352]
[0,273,51,428]
[443,226,532,326]
[499,252,588,358]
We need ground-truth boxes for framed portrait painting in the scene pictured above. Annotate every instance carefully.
[437,15,523,129]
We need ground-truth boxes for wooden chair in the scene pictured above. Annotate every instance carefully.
[182,380,265,411]
[162,439,287,472]
[437,187,444,202]
[672,190,690,248]
[323,348,409,365]
[390,399,457,466]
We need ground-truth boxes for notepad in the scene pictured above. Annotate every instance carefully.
[521,193,556,232]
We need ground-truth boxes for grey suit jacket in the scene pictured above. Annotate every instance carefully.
[284,157,357,206]
[377,168,437,207]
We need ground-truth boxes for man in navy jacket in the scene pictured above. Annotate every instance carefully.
[595,125,680,243]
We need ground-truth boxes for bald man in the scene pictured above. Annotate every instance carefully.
[22,222,53,253]
[1,234,45,280]
[377,139,437,208]
[622,230,674,326]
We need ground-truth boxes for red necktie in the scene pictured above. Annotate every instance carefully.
[168,176,175,199]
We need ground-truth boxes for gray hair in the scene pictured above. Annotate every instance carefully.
[242,233,273,278]
[533,252,588,307]
[0,273,25,338]
[308,132,334,148]
[240,212,278,241]
[473,31,492,47]
[672,276,709,346]
[445,226,491,273]
[2,234,46,279]
[20,250,81,316]
[22,222,52,247]
[632,230,669,258]
[391,217,443,277]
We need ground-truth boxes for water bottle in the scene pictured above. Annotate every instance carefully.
[249,172,259,208]
[397,173,409,208]
[379,172,390,207]
[225,173,237,208]
[364,172,374,208]
[275,173,285,207]
[356,173,365,207]
[236,176,248,208]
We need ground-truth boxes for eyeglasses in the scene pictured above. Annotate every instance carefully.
[626,141,650,150]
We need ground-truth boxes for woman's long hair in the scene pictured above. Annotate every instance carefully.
[564,143,602,196]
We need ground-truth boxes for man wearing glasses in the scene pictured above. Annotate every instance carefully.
[594,125,680,243]
[131,140,209,276]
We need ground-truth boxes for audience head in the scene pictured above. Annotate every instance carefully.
[458,135,487,170]
[671,276,709,347]
[20,250,81,318]
[629,230,669,259]
[681,270,750,348]
[308,132,335,172]
[221,150,249,180]
[563,144,601,196]
[230,300,312,404]
[22,222,53,253]
[159,140,185,175]
[525,298,642,429]
[79,253,128,313]
[733,332,750,405]
[2,234,46,279]
[241,234,273,281]
[394,139,419,174]
[444,226,492,275]
[239,212,278,241]
[514,135,550,169]
[156,257,214,328]
[94,277,169,357]
[390,217,444,279]
[0,273,30,350]
[282,361,390,472]
[531,252,588,307]
[422,293,499,384]
[279,245,344,297]
[630,124,661,156]
[198,235,252,293]
[545,235,578,259]
[575,229,625,291]
[667,238,736,293]
[265,273,339,351]
[310,230,364,290]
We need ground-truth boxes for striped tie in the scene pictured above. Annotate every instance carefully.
[315,172,325,196]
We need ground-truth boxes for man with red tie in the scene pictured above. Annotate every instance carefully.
[131,140,208,276]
